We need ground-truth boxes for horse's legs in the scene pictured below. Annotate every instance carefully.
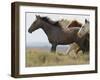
[51,44,57,52]
[66,44,73,55]
[76,48,80,54]
[66,43,79,55]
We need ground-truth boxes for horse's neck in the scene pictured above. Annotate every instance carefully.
[41,21,56,35]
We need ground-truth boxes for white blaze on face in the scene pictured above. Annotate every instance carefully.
[78,20,89,38]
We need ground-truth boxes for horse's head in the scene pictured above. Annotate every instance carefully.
[77,19,90,38]
[28,15,42,33]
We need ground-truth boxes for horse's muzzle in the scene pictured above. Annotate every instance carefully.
[28,29,32,33]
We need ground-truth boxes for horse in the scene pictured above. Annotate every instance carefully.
[68,20,82,28]
[66,33,89,55]
[77,19,89,38]
[58,19,70,29]
[58,19,82,29]
[53,18,88,54]
[28,15,89,53]
[76,33,89,53]
[66,19,89,54]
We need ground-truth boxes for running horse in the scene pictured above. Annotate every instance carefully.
[28,15,89,53]
[58,19,82,29]
[66,19,90,54]
[77,19,89,38]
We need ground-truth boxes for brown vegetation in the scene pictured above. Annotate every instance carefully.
[26,48,89,67]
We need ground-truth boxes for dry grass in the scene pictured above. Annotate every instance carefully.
[26,48,89,67]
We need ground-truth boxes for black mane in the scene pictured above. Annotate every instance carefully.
[41,17,61,27]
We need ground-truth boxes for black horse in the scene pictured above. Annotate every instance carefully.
[28,15,89,53]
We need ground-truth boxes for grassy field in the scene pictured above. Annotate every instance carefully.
[26,48,89,67]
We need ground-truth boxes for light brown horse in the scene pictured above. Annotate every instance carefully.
[28,15,89,53]
[77,19,89,38]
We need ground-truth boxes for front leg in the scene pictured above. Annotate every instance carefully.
[66,43,79,55]
[51,44,57,52]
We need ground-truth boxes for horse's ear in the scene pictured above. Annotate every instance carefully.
[85,19,88,23]
[36,15,40,19]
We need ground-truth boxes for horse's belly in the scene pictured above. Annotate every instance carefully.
[49,36,74,45]
[48,30,77,45]
[57,40,74,45]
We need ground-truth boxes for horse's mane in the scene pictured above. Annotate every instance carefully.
[41,17,82,28]
[41,17,61,27]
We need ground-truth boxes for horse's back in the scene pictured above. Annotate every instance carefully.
[67,27,80,33]
[68,20,82,28]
